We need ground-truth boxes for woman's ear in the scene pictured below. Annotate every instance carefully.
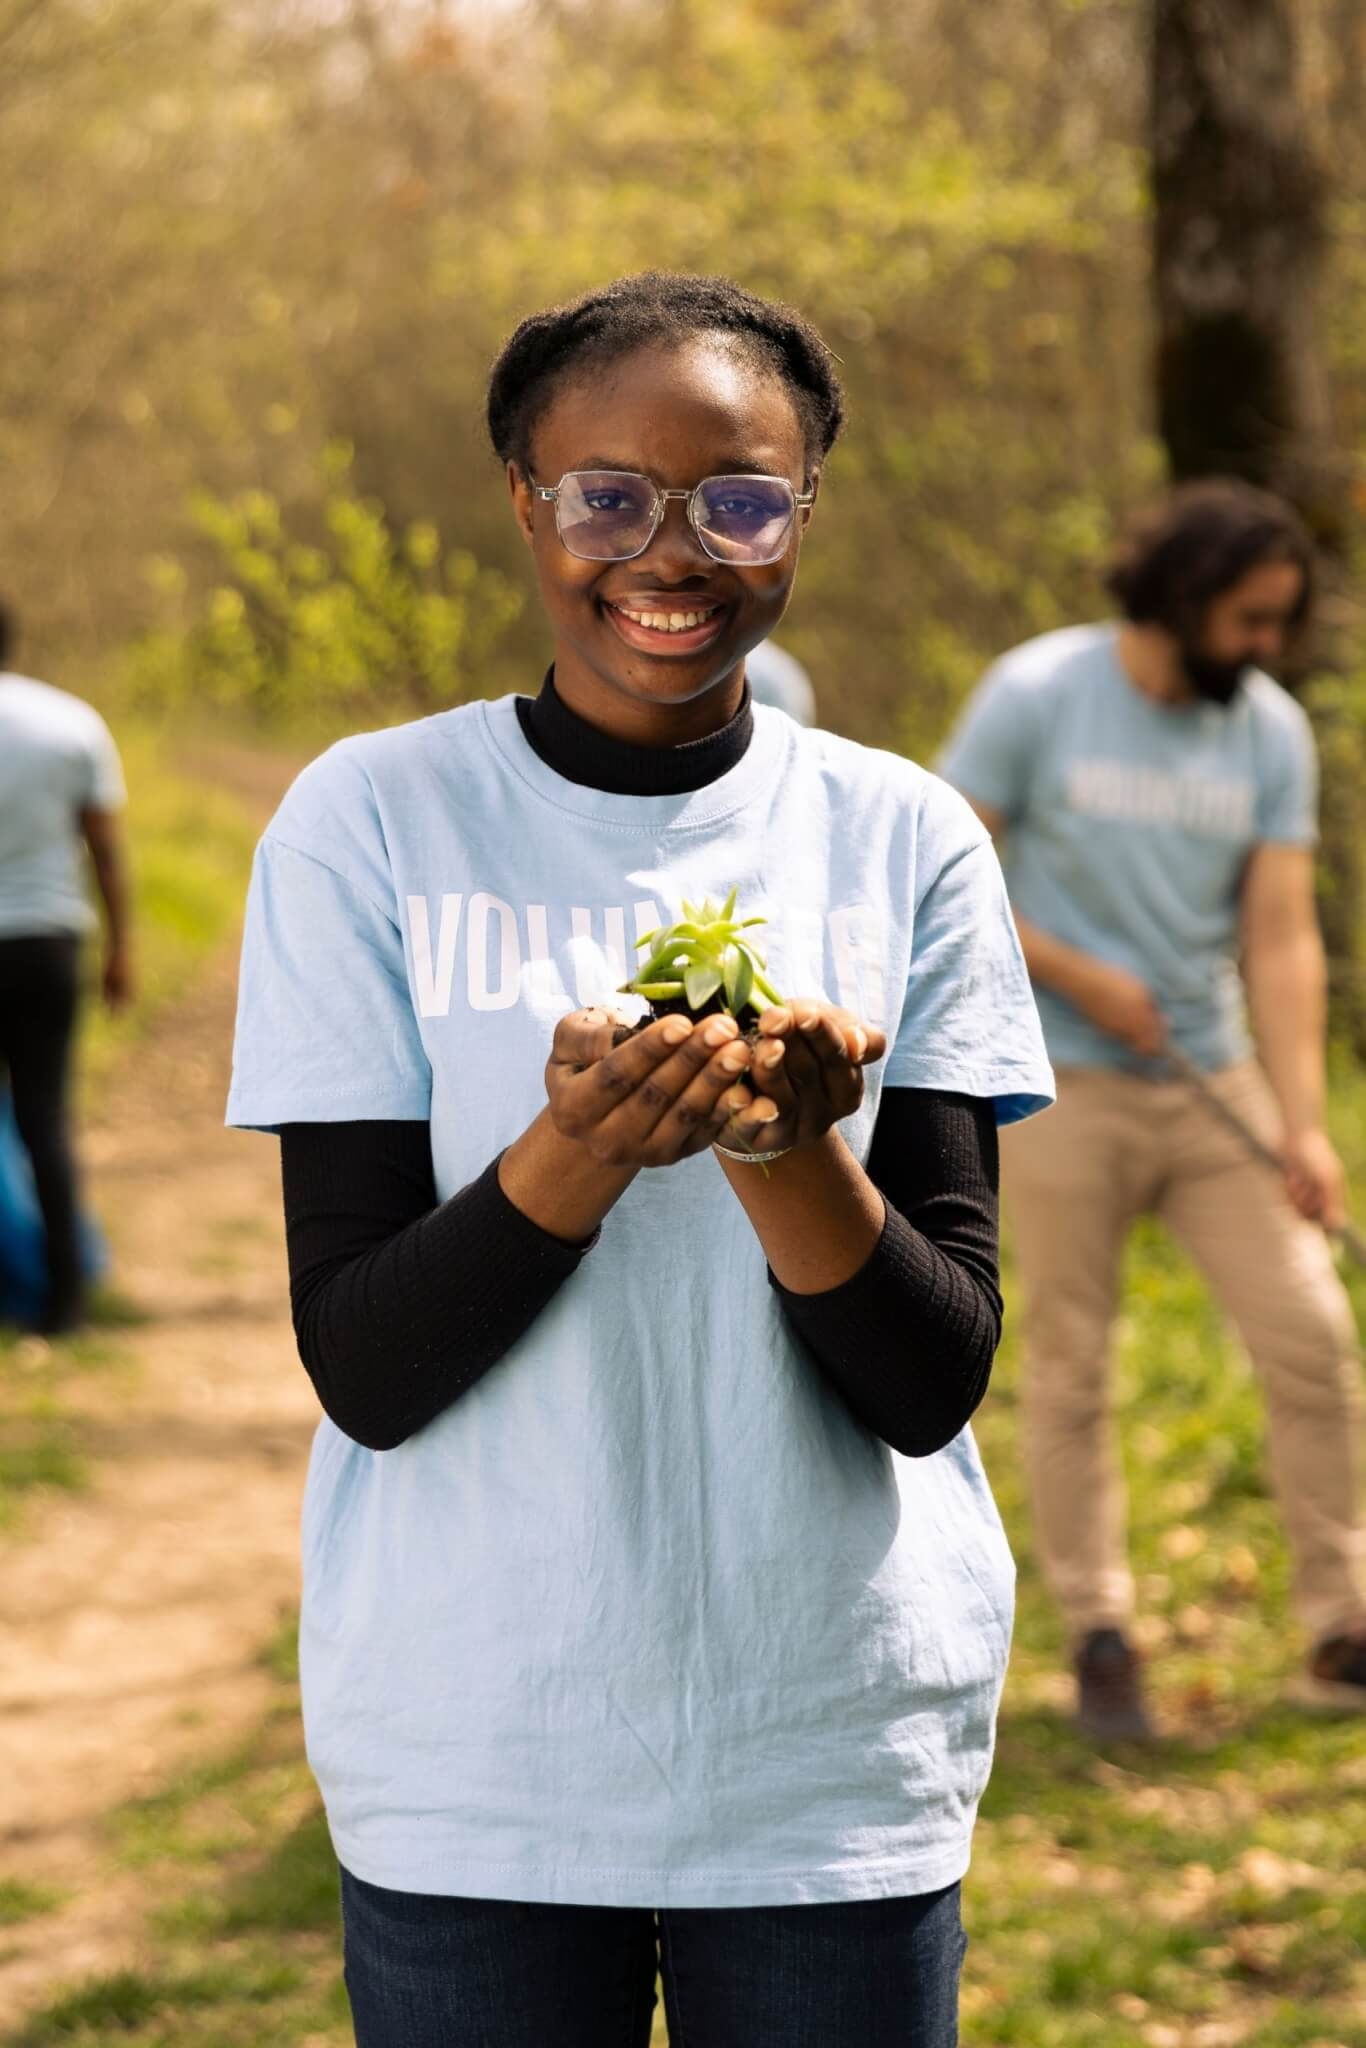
[508,461,536,548]
[802,469,822,530]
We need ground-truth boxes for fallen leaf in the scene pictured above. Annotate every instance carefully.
[1238,1846,1321,1898]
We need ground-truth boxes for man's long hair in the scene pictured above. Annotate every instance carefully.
[1106,479,1315,641]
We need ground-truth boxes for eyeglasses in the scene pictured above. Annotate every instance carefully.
[530,470,814,566]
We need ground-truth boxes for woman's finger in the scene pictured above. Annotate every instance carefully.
[759,1001,883,1067]
[767,1000,863,1078]
[825,1006,887,1066]
[794,1006,854,1067]
[588,1016,753,1157]
[551,1007,646,1073]
[552,1014,721,1139]
[775,1007,848,1109]
[747,1033,799,1116]
[674,1080,758,1159]
[722,1093,787,1154]
[584,1014,720,1099]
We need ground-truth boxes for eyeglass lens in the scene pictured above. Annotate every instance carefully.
[554,472,797,564]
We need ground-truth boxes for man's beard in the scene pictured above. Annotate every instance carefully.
[1180,647,1251,706]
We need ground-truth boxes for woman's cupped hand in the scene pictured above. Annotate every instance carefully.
[738,1000,886,1156]
[545,1000,885,1170]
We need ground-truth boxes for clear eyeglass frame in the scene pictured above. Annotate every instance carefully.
[529,470,815,566]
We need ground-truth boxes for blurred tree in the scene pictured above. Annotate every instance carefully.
[1152,0,1343,540]
[127,452,522,729]
[4,0,1364,859]
[1152,0,1366,1046]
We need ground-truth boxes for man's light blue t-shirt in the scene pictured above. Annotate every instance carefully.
[227,697,1053,1908]
[938,624,1318,1075]
[0,675,126,939]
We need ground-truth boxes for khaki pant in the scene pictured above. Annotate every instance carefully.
[1001,1060,1366,1649]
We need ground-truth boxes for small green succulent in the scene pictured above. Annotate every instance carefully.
[620,888,783,1021]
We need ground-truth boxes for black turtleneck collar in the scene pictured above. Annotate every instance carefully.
[514,669,754,797]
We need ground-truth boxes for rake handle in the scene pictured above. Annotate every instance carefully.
[1164,1044,1366,1269]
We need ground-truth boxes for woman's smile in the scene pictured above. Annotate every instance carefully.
[600,593,730,656]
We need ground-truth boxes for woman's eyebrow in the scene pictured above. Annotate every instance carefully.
[567,456,788,478]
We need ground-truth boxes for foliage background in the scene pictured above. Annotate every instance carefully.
[5,0,1363,763]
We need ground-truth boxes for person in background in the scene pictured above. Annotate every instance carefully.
[0,601,133,1334]
[939,480,1366,1738]
[745,635,817,724]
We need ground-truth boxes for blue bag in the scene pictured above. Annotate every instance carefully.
[0,1087,108,1326]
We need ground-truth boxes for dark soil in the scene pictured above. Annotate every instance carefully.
[612,995,762,1047]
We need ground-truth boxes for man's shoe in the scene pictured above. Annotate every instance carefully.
[1074,1628,1157,1742]
[1288,1630,1366,1713]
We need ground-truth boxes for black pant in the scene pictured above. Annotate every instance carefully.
[0,934,83,1331]
[339,1869,966,2048]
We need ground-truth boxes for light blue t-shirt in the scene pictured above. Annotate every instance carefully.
[0,675,126,939]
[938,624,1318,1075]
[227,696,1054,1908]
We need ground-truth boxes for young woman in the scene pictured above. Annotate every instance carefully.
[228,273,1054,2048]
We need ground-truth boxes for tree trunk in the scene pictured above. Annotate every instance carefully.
[1151,0,1365,1049]
[1151,0,1341,543]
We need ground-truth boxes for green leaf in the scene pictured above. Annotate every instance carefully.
[633,928,661,950]
[725,946,754,1016]
[721,885,737,921]
[632,937,704,985]
[685,961,724,1010]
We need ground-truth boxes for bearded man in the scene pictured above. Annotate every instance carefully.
[940,479,1366,1738]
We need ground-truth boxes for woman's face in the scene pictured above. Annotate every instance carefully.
[509,335,815,724]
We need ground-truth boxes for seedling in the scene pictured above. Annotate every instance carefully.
[619,888,783,1025]
[617,891,787,1171]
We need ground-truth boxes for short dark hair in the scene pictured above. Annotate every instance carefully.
[486,272,846,479]
[0,598,11,667]
[1106,478,1315,637]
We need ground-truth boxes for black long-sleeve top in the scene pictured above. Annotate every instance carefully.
[278,673,1004,1458]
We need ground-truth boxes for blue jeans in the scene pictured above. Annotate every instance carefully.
[340,1867,966,2047]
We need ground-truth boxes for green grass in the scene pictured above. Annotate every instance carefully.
[11,1673,351,2046]
[9,1961,331,2046]
[0,1299,149,1527]
[76,728,261,1096]
[0,1884,65,1930]
[6,1065,1366,2046]
[962,1053,1366,2047]
[0,1339,89,1533]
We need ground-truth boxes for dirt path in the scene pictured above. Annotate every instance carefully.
[0,761,317,2023]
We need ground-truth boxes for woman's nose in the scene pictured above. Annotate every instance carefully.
[640,498,713,574]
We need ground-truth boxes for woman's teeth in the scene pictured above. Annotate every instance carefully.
[613,605,719,634]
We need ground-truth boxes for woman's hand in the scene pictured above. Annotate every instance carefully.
[723,1000,886,1157]
[546,1007,757,1168]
